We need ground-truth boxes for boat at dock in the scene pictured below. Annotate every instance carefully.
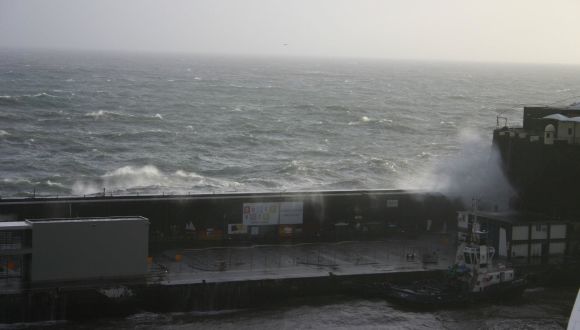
[366,213,527,307]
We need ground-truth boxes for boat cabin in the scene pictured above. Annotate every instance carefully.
[457,210,569,264]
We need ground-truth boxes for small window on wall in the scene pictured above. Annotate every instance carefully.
[535,224,547,232]
[569,128,573,135]
[546,133,551,138]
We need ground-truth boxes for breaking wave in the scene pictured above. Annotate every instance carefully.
[0,93,67,107]
[85,110,133,120]
[71,165,240,195]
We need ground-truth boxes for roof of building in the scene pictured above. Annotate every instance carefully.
[0,221,32,231]
[25,216,149,224]
[458,210,567,224]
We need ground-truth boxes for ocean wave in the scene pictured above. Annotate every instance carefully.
[278,160,309,174]
[71,165,240,195]
[85,110,134,120]
[0,95,20,106]
[1,178,37,185]
[325,105,349,111]
[440,120,456,127]
[0,130,9,137]
[85,110,112,119]
[294,104,317,110]
[367,157,398,173]
[446,94,471,101]
[31,92,58,98]
[347,116,373,125]
[0,92,67,107]
[318,179,366,190]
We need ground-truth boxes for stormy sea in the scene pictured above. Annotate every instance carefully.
[1,50,579,328]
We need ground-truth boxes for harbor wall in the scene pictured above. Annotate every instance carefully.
[0,190,460,251]
[0,270,445,323]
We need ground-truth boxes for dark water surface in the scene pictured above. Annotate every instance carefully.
[4,287,575,329]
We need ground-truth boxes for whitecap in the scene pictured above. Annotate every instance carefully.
[154,113,163,120]
[0,130,9,137]
[417,151,435,159]
[85,110,108,119]
[174,170,203,179]
[361,116,370,122]
[72,165,242,196]
[85,110,132,120]
[45,180,65,188]
[32,92,57,98]
[2,177,34,185]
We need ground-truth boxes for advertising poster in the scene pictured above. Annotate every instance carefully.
[279,202,303,224]
[242,203,279,225]
[242,202,304,225]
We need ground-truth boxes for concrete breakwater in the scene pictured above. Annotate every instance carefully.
[0,189,459,252]
[0,269,447,323]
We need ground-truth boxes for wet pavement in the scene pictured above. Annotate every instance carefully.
[150,233,456,285]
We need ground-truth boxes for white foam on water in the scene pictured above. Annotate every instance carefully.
[71,165,240,195]
[31,92,57,98]
[85,110,133,120]
[45,180,65,188]
[85,110,107,119]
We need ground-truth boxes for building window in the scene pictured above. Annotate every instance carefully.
[569,128,573,135]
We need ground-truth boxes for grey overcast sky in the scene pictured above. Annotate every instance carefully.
[1,0,579,64]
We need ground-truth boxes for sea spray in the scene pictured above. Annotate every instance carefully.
[397,129,515,210]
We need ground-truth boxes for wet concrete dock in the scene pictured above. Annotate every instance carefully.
[1,233,456,322]
[149,233,455,285]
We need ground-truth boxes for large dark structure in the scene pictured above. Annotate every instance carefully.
[0,190,460,323]
[493,103,580,217]
[0,190,458,251]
